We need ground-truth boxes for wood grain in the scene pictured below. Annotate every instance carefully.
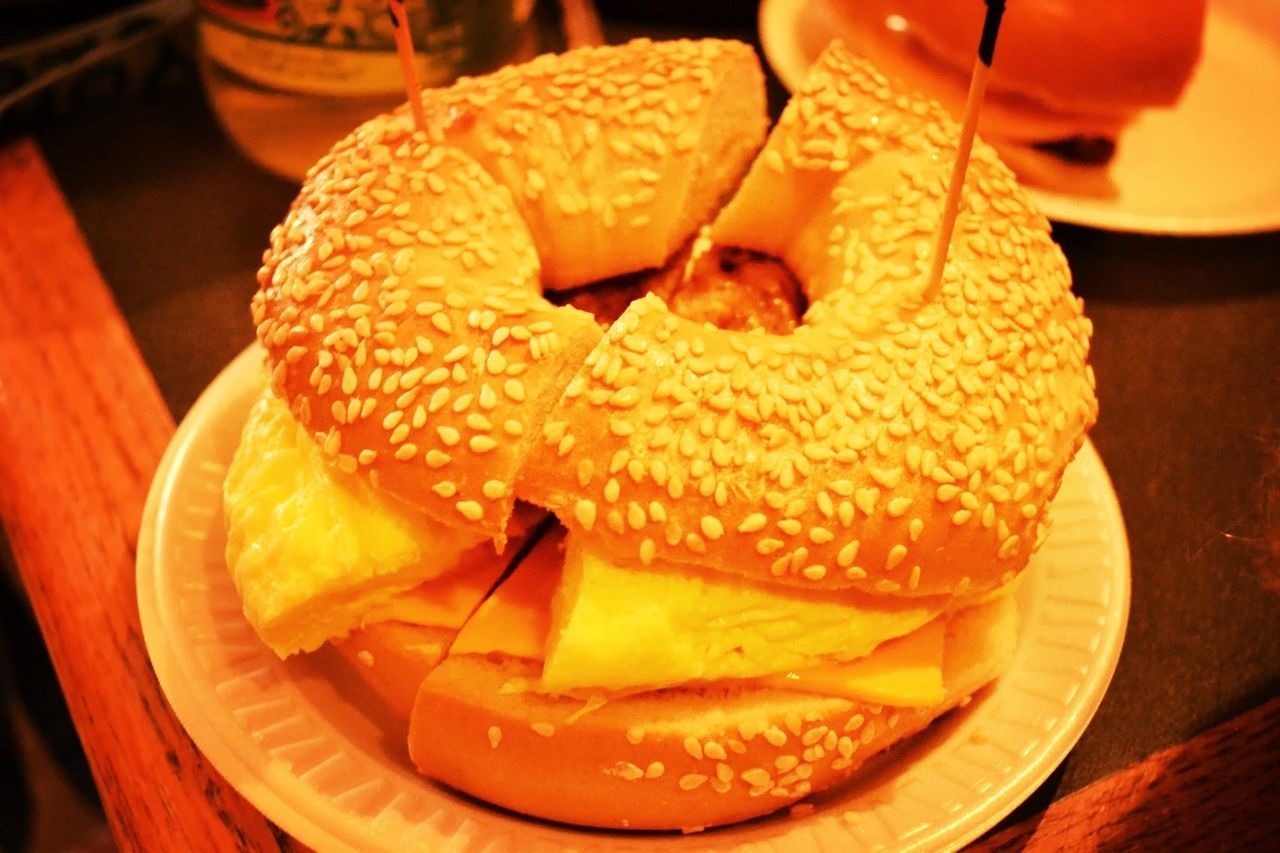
[973,696,1280,851]
[0,139,291,851]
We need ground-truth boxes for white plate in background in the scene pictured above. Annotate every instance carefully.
[760,0,1280,235]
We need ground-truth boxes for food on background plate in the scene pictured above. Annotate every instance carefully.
[827,0,1207,193]
[223,36,1097,831]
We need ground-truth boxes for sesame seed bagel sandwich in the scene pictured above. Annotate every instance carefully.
[222,36,1098,833]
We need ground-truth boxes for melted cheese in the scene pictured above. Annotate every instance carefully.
[450,533,950,699]
[760,616,945,707]
[358,544,511,630]
[451,529,565,659]
[447,533,1020,706]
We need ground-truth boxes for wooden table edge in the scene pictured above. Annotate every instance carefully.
[0,138,291,851]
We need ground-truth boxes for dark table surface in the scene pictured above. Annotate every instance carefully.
[17,9,1280,841]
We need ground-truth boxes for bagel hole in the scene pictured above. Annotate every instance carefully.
[550,242,806,334]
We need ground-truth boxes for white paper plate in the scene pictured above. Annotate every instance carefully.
[759,0,1280,235]
[138,344,1130,852]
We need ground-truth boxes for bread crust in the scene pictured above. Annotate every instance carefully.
[408,592,1016,831]
[332,622,453,719]
[252,39,768,543]
[254,39,1095,596]
[406,38,768,289]
[409,653,942,830]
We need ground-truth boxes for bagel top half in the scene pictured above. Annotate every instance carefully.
[253,37,1097,599]
[253,39,767,545]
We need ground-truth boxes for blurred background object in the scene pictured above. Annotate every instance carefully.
[592,1,754,29]
[0,0,545,181]
[197,0,537,181]
[0,1,193,134]
[0,1,774,185]
[760,0,1280,234]
[822,0,1208,193]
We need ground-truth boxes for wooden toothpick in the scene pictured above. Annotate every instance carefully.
[924,0,1006,300]
[387,0,428,134]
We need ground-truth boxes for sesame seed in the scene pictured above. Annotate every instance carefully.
[574,499,597,531]
[609,762,645,782]
[885,544,908,570]
[679,774,708,791]
[809,527,834,544]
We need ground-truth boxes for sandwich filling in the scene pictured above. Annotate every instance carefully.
[446,527,1019,708]
[226,239,1020,707]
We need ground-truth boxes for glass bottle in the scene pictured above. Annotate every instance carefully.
[197,0,535,181]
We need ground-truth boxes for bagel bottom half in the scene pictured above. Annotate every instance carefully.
[329,508,551,718]
[331,623,454,721]
[405,595,1016,831]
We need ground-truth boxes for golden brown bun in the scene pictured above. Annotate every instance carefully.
[407,38,767,289]
[518,43,1097,598]
[253,38,768,543]
[834,0,1206,143]
[331,622,452,720]
[254,132,601,543]
[409,598,1015,830]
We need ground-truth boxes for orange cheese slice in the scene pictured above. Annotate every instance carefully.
[759,616,946,707]
[359,543,512,630]
[450,529,565,659]
[357,504,547,631]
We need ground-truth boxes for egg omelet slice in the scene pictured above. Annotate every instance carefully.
[223,393,483,657]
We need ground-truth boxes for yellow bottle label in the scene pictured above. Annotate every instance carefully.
[199,0,525,97]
